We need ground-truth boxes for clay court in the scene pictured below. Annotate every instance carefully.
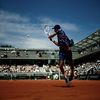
[0,80,100,100]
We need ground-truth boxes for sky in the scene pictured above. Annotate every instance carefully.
[0,0,100,49]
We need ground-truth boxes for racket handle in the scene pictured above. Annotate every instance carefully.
[50,38,52,41]
[48,36,52,41]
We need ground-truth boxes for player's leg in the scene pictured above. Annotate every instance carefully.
[59,52,70,86]
[68,60,74,81]
[59,59,70,86]
[59,60,64,74]
[67,50,74,81]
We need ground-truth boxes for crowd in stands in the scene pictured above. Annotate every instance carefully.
[75,61,100,76]
[0,62,100,74]
[0,64,60,74]
[0,64,61,80]
[0,61,100,80]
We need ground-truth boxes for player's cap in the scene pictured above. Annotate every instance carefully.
[52,25,61,30]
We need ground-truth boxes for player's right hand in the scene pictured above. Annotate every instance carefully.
[48,36,52,41]
[49,38,52,41]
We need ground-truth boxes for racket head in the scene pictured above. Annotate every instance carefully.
[44,25,53,36]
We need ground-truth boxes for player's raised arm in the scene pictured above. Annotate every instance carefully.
[52,40,59,46]
[48,33,57,40]
[48,33,59,46]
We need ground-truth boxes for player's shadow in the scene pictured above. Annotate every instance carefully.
[53,85,75,88]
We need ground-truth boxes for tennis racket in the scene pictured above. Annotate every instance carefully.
[44,25,53,36]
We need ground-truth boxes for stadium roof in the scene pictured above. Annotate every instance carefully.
[73,29,100,50]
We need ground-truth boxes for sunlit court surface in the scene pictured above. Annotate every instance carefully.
[0,80,100,100]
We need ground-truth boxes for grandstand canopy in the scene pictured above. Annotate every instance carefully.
[73,29,100,50]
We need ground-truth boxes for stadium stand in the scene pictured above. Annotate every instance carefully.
[0,30,100,80]
[72,29,100,64]
[75,61,100,80]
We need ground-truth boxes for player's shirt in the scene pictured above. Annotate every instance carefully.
[57,29,70,52]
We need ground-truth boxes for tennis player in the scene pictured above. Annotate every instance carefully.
[48,25,74,86]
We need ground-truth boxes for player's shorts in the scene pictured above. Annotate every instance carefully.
[59,50,72,61]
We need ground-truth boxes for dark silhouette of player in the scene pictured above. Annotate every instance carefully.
[48,25,74,85]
